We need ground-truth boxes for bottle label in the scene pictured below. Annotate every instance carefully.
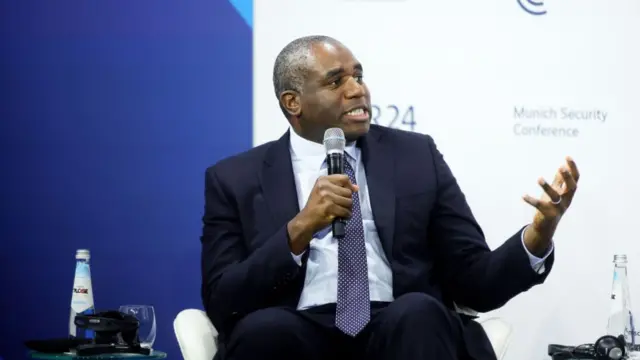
[71,262,94,313]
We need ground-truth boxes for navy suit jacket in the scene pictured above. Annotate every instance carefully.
[201,124,554,359]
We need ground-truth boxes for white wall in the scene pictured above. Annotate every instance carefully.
[253,1,640,358]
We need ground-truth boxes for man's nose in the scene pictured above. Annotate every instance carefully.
[344,77,365,99]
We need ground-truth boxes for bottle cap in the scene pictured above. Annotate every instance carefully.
[613,254,628,263]
[75,249,91,260]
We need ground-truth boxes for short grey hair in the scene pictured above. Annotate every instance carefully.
[272,35,338,99]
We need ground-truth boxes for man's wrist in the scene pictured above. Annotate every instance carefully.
[523,224,553,257]
[287,214,314,255]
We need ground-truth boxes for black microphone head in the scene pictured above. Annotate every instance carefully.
[323,128,345,155]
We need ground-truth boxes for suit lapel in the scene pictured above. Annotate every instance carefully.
[360,126,396,261]
[260,130,300,231]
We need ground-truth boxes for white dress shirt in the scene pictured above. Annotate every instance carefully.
[287,128,553,310]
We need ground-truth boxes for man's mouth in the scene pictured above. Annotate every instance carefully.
[343,107,369,121]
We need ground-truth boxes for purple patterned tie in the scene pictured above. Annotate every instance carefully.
[335,159,370,336]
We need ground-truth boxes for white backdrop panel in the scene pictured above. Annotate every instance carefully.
[254,1,640,359]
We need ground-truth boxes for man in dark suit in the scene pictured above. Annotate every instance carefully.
[200,35,580,360]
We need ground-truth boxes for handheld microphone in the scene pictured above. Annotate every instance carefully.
[323,128,347,238]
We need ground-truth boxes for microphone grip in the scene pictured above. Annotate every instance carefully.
[332,218,346,238]
[326,152,344,175]
[326,152,346,238]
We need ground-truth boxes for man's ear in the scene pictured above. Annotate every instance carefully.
[280,91,301,118]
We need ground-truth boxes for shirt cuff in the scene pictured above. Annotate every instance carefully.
[291,251,305,266]
[521,225,554,274]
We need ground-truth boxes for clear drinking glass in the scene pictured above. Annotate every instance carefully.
[119,305,157,349]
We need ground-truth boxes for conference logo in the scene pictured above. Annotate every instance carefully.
[512,105,608,138]
[517,0,547,15]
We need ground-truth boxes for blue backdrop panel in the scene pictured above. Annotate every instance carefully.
[0,1,252,358]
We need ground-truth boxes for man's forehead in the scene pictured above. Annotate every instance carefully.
[308,41,358,74]
[315,41,340,54]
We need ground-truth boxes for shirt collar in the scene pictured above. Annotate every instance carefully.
[289,127,358,161]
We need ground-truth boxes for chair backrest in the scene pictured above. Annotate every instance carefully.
[173,309,218,360]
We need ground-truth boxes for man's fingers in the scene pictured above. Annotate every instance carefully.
[551,170,564,188]
[327,192,353,209]
[560,167,577,192]
[566,156,580,182]
[523,158,580,216]
[326,174,352,187]
[522,194,542,209]
[324,182,352,198]
[538,178,561,203]
[329,204,352,219]
[324,174,358,192]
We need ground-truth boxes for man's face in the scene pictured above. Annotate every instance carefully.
[289,41,372,143]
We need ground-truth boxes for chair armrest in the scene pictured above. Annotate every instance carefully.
[173,309,219,360]
[454,303,513,360]
[476,317,513,360]
[454,303,479,317]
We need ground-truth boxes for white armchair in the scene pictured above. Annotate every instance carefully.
[173,308,513,360]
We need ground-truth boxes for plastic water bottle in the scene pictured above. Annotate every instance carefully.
[69,249,95,339]
[606,254,637,351]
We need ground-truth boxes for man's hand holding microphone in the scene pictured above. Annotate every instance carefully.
[287,175,358,255]
[287,128,354,255]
